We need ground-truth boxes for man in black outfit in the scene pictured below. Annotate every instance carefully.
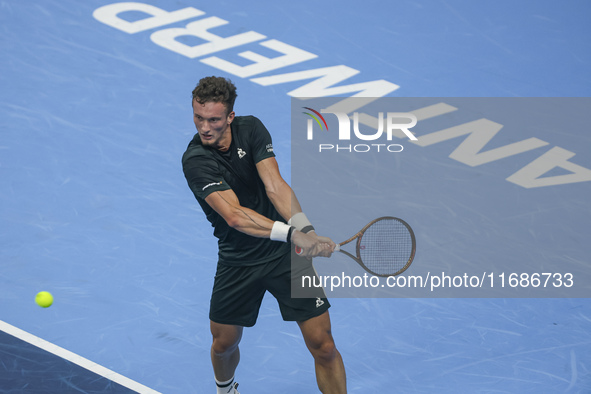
[182,76,347,393]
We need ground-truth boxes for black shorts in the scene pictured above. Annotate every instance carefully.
[209,250,330,327]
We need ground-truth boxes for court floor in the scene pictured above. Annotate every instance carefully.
[1,0,590,393]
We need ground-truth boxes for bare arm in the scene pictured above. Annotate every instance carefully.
[256,157,335,257]
[204,188,275,238]
[203,157,334,256]
[203,158,295,239]
[255,157,301,222]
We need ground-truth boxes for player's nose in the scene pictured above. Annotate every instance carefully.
[198,121,210,133]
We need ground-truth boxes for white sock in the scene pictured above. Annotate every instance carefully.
[215,376,235,394]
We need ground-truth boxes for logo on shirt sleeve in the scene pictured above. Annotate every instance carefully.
[202,181,222,191]
[266,143,273,153]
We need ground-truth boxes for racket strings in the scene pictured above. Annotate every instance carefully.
[358,219,413,275]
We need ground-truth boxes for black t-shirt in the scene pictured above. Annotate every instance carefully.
[182,115,289,266]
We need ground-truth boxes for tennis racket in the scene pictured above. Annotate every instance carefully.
[296,216,416,277]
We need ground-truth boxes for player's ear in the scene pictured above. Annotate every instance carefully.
[226,111,235,124]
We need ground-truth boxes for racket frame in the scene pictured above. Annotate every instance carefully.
[336,216,416,277]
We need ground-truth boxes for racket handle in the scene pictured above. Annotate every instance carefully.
[334,244,341,252]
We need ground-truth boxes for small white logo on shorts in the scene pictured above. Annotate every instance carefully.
[316,297,324,308]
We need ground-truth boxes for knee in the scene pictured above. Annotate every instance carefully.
[211,324,242,356]
[211,332,240,355]
[308,333,338,364]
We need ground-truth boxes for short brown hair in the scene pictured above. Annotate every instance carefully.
[191,76,237,114]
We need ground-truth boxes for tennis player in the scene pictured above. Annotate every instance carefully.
[182,76,347,393]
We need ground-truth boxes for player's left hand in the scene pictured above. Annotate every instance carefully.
[292,230,335,258]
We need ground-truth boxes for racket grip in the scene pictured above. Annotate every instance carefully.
[334,244,341,252]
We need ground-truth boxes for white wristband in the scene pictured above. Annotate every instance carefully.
[270,221,291,242]
[288,212,312,231]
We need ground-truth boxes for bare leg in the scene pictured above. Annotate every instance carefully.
[298,311,347,394]
[210,321,243,382]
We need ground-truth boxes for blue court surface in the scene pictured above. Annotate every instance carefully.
[1,1,590,393]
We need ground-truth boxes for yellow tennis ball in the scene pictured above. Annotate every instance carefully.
[35,291,53,308]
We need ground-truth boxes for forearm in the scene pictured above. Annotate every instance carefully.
[206,190,277,239]
[266,180,303,222]
[254,157,332,252]
[225,203,276,239]
[256,157,303,222]
[266,182,322,239]
[231,189,333,255]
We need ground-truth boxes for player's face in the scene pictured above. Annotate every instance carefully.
[192,100,235,151]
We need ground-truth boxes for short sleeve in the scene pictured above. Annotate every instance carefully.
[249,117,276,164]
[182,145,231,200]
